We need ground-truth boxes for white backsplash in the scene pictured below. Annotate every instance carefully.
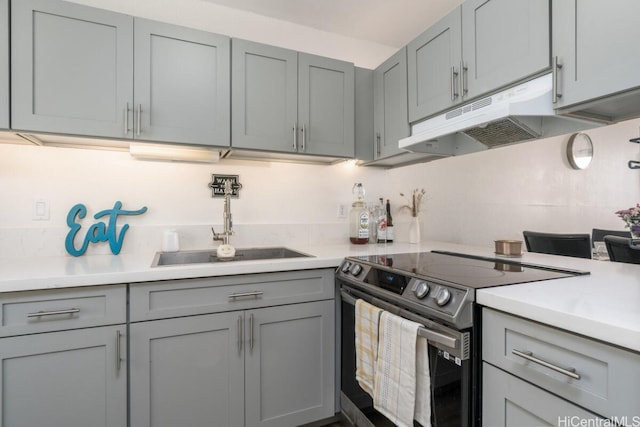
[2,118,640,259]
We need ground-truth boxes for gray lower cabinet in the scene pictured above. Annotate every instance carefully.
[552,0,640,121]
[482,308,640,424]
[483,363,602,426]
[407,0,550,122]
[0,285,127,427]
[232,39,354,158]
[11,0,230,147]
[0,0,8,129]
[129,269,336,427]
[373,47,409,160]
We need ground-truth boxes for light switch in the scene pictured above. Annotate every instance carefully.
[33,199,50,221]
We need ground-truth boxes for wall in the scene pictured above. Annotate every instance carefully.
[387,118,640,248]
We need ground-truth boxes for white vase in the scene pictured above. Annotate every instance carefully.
[409,217,421,244]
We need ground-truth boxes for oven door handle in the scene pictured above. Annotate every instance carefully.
[340,289,458,351]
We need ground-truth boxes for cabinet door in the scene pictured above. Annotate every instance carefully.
[134,19,230,146]
[11,0,133,137]
[130,312,244,427]
[232,39,298,152]
[483,363,603,426]
[0,325,126,427]
[462,0,549,99]
[407,6,462,122]
[552,0,640,109]
[374,47,409,160]
[0,0,8,129]
[245,300,335,427]
[298,53,355,158]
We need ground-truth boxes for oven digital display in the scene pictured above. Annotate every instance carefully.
[372,270,408,294]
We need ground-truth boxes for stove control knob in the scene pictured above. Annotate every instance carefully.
[350,264,363,276]
[413,281,430,299]
[435,288,451,306]
[340,261,352,273]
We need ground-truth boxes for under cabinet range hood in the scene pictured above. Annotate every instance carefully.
[399,73,601,155]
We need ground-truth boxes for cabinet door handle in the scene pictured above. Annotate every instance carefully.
[301,124,306,152]
[552,56,563,103]
[116,330,122,372]
[460,61,468,99]
[124,102,130,135]
[293,123,298,151]
[237,315,243,356]
[228,291,264,300]
[249,314,254,353]
[136,104,142,136]
[450,66,459,101]
[512,349,581,380]
[27,308,80,318]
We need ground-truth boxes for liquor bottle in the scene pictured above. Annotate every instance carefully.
[385,199,394,243]
[349,183,369,244]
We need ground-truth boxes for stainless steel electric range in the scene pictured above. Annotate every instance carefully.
[337,250,589,427]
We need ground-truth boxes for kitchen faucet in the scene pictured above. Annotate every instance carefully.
[212,180,238,246]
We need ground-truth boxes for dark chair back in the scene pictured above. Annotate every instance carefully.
[591,228,630,247]
[604,235,640,264]
[523,230,592,259]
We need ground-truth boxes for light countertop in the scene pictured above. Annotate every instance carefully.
[2,241,639,353]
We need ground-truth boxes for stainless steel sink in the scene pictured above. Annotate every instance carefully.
[151,247,312,267]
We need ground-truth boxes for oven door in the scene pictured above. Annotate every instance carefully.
[339,283,473,427]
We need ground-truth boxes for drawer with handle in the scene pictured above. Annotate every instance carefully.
[0,284,127,337]
[130,269,335,322]
[483,308,640,420]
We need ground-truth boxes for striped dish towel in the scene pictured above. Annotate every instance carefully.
[373,311,431,427]
[355,299,383,397]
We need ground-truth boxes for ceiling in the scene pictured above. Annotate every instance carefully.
[201,0,463,48]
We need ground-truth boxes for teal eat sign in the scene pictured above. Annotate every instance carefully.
[65,201,148,256]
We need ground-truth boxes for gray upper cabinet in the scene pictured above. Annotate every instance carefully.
[407,7,462,123]
[0,0,8,129]
[298,53,354,157]
[232,39,354,158]
[461,0,549,99]
[11,0,230,147]
[408,0,550,123]
[374,47,409,160]
[11,0,133,137]
[232,40,298,153]
[552,0,640,121]
[134,19,230,146]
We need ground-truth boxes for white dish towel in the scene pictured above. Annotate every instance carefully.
[355,299,383,397]
[373,311,432,427]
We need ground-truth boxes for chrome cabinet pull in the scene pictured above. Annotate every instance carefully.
[27,308,80,318]
[237,315,243,356]
[124,102,130,135]
[376,132,381,156]
[292,123,298,151]
[450,66,459,101]
[116,330,122,372]
[460,61,468,99]
[136,104,142,136]
[552,56,563,103]
[228,291,264,300]
[301,124,306,152]
[512,349,581,380]
[249,314,254,352]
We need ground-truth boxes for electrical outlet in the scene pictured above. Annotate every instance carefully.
[33,199,50,221]
[337,204,347,218]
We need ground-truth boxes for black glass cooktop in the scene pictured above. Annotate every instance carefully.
[349,250,589,289]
